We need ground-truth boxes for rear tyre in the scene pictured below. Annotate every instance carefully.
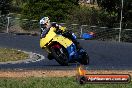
[51,45,69,66]
[79,52,89,65]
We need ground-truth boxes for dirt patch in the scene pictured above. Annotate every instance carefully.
[0,70,132,78]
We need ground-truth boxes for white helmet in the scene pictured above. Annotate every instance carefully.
[40,17,50,25]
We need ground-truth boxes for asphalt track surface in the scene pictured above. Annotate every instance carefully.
[0,33,132,70]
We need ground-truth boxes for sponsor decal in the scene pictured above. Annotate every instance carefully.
[76,65,131,84]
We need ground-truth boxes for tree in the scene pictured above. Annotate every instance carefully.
[97,0,120,13]
[97,0,132,27]
[10,0,27,13]
[21,0,79,22]
[0,0,11,15]
[67,6,99,25]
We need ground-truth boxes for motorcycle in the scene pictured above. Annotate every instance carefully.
[40,27,89,66]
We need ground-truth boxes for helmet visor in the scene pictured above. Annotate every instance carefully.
[40,24,46,29]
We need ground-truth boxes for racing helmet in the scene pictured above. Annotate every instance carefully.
[40,17,50,28]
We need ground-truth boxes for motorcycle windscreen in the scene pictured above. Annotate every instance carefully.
[40,27,56,48]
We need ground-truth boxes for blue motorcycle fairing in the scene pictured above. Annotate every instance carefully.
[66,43,79,61]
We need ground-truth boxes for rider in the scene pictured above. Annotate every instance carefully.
[39,17,84,53]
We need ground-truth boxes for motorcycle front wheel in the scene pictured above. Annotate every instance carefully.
[51,45,69,66]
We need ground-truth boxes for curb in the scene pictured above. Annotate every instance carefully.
[0,50,45,65]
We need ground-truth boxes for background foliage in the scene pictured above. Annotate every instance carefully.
[0,0,132,29]
[20,0,79,22]
[97,0,132,28]
[0,0,132,42]
[67,6,118,28]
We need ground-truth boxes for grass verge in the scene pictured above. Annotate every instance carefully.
[0,77,131,88]
[0,48,29,62]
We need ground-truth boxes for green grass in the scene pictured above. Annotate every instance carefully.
[0,77,131,88]
[0,48,29,62]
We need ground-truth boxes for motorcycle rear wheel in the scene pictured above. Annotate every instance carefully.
[79,52,89,65]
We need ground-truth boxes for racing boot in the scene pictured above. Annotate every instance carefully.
[73,40,85,53]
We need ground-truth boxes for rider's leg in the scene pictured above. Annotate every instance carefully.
[63,31,83,51]
[69,33,85,52]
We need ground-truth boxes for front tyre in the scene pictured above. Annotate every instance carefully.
[51,45,69,66]
[47,53,54,60]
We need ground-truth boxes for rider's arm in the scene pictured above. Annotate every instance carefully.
[59,26,66,32]
[51,23,66,33]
